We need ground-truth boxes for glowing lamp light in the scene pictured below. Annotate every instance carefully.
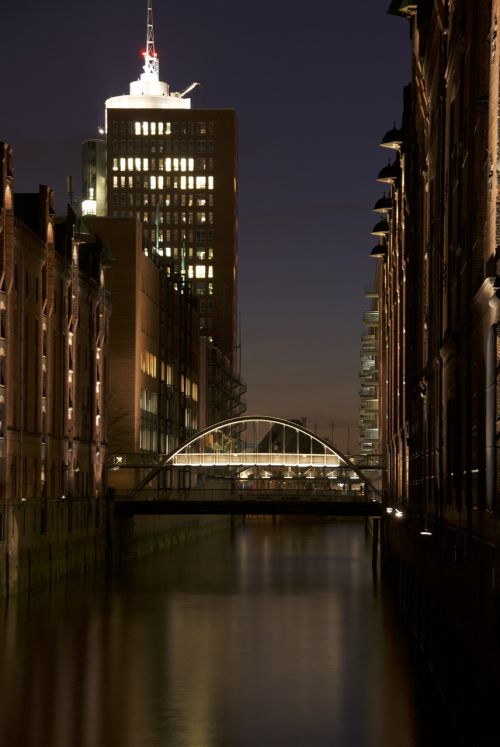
[420,529,432,536]
[380,125,403,150]
[377,161,400,184]
[386,507,394,514]
[373,195,393,213]
[372,219,390,237]
[395,509,404,518]
[370,242,387,258]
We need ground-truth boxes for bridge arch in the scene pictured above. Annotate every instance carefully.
[131,415,381,498]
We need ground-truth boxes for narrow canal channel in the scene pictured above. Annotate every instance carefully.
[0,519,458,746]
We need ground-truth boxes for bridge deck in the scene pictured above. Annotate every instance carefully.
[114,494,383,518]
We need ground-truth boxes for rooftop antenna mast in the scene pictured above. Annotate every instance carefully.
[143,0,159,78]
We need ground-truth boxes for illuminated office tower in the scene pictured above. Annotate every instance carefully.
[104,0,238,365]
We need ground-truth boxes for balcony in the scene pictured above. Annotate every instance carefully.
[365,284,379,299]
[360,386,377,397]
[363,311,379,325]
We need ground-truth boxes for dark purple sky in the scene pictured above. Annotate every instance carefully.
[0,0,410,452]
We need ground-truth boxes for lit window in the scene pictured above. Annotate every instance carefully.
[188,176,195,189]
[195,265,206,278]
[128,176,133,188]
[208,283,214,295]
[158,158,164,171]
[165,158,172,172]
[151,122,156,135]
[143,158,149,171]
[158,175,164,189]
[173,158,180,172]
[180,158,187,172]
[197,249,206,260]
[197,212,206,224]
[196,194,207,206]
[113,176,118,188]
[158,122,164,135]
[150,176,157,190]
[196,176,206,189]
[135,157,141,171]
[208,247,214,259]
[188,266,194,279]
[180,176,187,190]
[112,158,118,171]
[208,266,213,278]
[188,158,194,171]
[142,121,148,136]
[135,122,141,135]
[208,176,214,190]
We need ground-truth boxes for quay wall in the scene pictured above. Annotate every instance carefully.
[0,499,229,595]
[383,518,500,744]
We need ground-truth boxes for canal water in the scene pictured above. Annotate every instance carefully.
[0,519,458,747]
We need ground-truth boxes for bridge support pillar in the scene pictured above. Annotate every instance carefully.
[106,499,135,565]
[371,518,380,574]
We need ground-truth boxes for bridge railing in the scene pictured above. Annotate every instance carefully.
[172,452,344,467]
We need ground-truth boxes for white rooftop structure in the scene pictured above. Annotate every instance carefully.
[105,0,199,117]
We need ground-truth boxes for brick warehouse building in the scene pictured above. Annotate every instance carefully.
[0,142,112,593]
[369,0,500,738]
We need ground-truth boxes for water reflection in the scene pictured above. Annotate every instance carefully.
[0,520,456,746]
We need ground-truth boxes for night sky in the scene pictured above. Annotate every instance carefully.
[0,0,410,452]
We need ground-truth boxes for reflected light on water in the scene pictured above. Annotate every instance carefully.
[0,521,452,747]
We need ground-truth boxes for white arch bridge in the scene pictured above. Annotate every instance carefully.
[112,416,383,518]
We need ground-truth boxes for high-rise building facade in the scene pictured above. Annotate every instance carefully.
[99,0,237,366]
[82,1,244,449]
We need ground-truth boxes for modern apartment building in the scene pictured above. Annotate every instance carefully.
[84,215,201,486]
